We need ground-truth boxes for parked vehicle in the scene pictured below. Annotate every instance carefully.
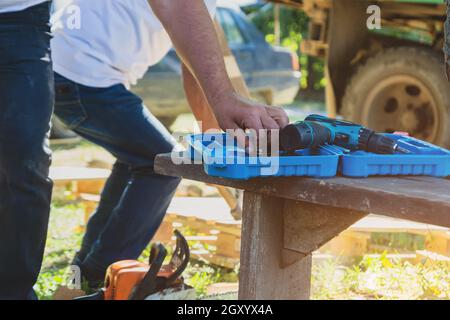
[266,0,450,147]
[131,1,301,128]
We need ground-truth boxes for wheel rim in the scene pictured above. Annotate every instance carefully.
[361,75,440,142]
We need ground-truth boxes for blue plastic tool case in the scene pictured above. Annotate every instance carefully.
[339,134,450,178]
[187,133,341,179]
[187,133,450,180]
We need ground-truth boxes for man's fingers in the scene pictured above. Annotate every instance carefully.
[267,106,289,128]
[243,113,264,132]
[234,128,247,151]
[224,122,246,150]
[215,96,290,154]
[261,113,280,130]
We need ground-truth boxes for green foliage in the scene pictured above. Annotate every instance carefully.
[311,252,450,300]
[184,262,238,298]
[35,268,68,300]
[370,233,425,252]
[248,4,325,92]
[311,258,351,299]
[35,203,85,299]
[186,266,221,297]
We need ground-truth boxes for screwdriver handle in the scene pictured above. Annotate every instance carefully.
[280,121,332,151]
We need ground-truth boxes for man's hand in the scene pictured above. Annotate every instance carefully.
[149,0,289,132]
[213,92,289,131]
[182,63,289,132]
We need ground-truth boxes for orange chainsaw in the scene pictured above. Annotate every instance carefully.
[75,230,190,300]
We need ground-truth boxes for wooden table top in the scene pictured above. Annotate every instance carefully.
[155,154,450,228]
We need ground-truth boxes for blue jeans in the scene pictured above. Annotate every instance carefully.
[53,73,180,283]
[0,3,54,300]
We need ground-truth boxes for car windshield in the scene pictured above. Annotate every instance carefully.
[217,8,246,46]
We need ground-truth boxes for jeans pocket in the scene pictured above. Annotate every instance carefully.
[54,80,87,129]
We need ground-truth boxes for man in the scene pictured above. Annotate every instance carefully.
[51,0,289,287]
[0,0,54,300]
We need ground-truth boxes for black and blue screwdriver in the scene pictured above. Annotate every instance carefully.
[279,114,410,154]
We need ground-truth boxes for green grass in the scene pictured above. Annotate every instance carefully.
[311,253,450,300]
[35,203,84,300]
[36,202,450,300]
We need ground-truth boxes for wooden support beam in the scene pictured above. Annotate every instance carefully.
[214,20,251,98]
[239,192,311,300]
[283,200,367,255]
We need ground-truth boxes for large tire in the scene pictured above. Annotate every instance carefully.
[342,47,450,148]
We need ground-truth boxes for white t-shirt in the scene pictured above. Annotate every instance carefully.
[51,0,217,89]
[0,0,47,13]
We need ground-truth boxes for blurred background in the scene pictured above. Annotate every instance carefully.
[52,0,324,141]
[45,0,450,300]
[55,0,450,149]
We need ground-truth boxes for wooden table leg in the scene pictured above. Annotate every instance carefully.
[238,192,312,300]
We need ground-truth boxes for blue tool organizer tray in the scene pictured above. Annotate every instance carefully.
[339,134,450,178]
[187,133,341,179]
[186,133,450,180]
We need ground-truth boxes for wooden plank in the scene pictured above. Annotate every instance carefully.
[167,197,235,223]
[50,166,110,182]
[76,180,105,195]
[239,192,311,300]
[152,219,174,243]
[214,20,252,99]
[192,251,239,269]
[165,212,241,235]
[154,154,450,228]
[319,231,370,257]
[51,166,109,196]
[207,283,239,296]
[349,215,449,233]
[415,250,450,267]
[425,231,450,257]
[213,185,242,221]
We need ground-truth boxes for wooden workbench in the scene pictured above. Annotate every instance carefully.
[155,153,450,300]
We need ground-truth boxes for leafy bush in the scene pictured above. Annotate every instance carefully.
[247,3,326,93]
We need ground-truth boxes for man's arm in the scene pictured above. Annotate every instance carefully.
[182,63,221,132]
[148,0,289,132]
